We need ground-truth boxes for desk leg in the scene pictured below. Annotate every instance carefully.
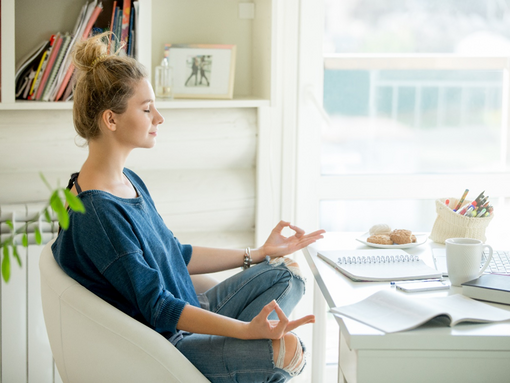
[338,331,346,383]
[311,281,327,382]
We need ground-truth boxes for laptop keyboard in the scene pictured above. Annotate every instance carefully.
[483,250,510,274]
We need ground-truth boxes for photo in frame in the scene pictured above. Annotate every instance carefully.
[164,44,236,99]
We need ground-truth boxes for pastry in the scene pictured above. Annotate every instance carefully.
[367,234,393,245]
[368,224,392,236]
[390,229,413,245]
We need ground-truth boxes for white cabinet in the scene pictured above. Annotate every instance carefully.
[0,0,275,109]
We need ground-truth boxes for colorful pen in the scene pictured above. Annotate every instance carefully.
[461,201,477,216]
[473,191,485,205]
[453,189,469,211]
[475,208,487,217]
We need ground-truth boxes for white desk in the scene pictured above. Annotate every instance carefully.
[303,232,510,383]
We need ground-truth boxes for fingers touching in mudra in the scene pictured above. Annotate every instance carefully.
[245,300,315,340]
[262,220,326,259]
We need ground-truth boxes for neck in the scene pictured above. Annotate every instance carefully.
[82,138,131,182]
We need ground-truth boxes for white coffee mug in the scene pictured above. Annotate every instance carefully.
[445,238,493,286]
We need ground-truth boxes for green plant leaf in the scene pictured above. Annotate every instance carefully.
[5,220,14,230]
[34,227,42,245]
[12,246,22,267]
[22,233,28,248]
[39,172,53,192]
[2,246,11,283]
[50,191,69,230]
[64,189,85,213]
[44,208,52,223]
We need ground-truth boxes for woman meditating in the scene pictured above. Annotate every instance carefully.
[52,32,325,382]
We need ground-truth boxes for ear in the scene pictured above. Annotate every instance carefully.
[101,110,117,132]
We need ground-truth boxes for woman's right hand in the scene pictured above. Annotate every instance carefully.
[243,300,315,340]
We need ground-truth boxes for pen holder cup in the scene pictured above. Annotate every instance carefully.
[429,198,493,244]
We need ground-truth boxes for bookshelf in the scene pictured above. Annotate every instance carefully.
[0,0,275,110]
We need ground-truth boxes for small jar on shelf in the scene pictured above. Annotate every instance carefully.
[154,57,174,100]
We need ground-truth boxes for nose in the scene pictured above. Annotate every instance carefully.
[153,107,165,125]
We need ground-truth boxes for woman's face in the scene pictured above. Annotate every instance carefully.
[112,78,164,150]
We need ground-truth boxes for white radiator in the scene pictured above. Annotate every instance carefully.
[0,203,63,383]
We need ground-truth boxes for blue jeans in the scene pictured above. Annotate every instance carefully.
[174,257,307,383]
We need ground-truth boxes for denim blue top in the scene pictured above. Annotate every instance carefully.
[52,168,199,338]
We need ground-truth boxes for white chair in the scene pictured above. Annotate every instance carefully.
[39,239,212,383]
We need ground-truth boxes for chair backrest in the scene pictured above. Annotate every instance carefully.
[39,239,210,383]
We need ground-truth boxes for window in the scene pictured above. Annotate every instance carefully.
[320,0,510,234]
[296,1,510,381]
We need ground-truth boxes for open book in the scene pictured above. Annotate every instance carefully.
[318,249,442,282]
[331,290,510,333]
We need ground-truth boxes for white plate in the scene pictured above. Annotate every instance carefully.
[356,232,428,249]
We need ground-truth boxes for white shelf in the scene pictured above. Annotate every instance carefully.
[0,101,74,110]
[1,0,275,110]
[0,97,270,110]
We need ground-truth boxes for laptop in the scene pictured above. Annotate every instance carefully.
[432,248,510,277]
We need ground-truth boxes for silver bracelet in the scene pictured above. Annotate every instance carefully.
[242,247,252,270]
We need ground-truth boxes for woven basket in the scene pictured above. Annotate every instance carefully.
[429,198,493,244]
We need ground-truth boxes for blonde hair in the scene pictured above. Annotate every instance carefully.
[72,32,147,141]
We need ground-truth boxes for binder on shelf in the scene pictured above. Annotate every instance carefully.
[318,249,442,282]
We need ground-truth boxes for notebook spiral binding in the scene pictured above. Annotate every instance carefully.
[337,254,420,265]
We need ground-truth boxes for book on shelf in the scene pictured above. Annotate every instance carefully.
[35,34,63,100]
[13,0,138,103]
[114,6,123,52]
[318,249,442,282]
[14,39,50,100]
[55,1,104,101]
[42,34,72,101]
[120,0,131,54]
[462,274,510,305]
[28,37,57,100]
[107,1,118,53]
[132,1,139,59]
[127,1,136,56]
[52,1,92,101]
[29,48,50,98]
[331,290,510,333]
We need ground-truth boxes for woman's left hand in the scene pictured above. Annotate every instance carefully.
[258,220,325,260]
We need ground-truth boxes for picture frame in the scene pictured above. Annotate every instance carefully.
[164,44,236,99]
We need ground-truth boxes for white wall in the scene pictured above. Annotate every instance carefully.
[0,107,257,249]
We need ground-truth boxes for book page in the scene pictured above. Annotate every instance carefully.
[428,294,510,325]
[331,290,510,333]
[331,290,443,333]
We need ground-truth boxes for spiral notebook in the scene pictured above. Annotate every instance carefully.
[318,249,442,282]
